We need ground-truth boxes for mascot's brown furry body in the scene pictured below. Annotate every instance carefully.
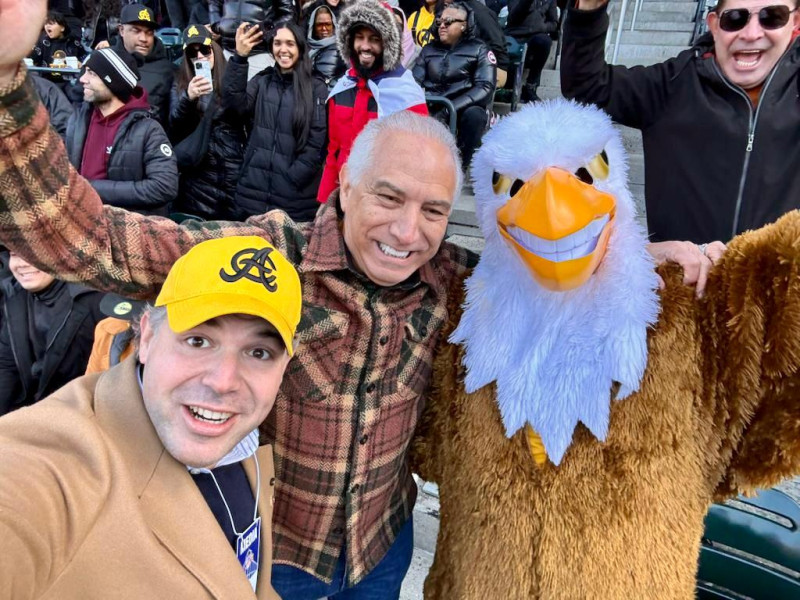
[412,101,800,599]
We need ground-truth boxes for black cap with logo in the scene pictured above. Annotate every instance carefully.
[120,4,156,29]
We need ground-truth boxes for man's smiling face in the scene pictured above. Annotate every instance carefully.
[138,312,291,468]
[708,0,799,89]
[352,26,383,71]
[339,130,456,287]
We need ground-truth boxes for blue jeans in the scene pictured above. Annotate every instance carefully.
[271,515,414,600]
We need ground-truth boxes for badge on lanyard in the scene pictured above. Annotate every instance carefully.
[237,516,261,592]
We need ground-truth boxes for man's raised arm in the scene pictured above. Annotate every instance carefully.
[0,1,267,299]
[560,0,677,130]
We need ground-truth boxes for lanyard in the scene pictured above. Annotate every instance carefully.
[207,453,261,536]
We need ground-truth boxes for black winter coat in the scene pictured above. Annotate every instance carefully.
[301,0,347,25]
[222,56,328,221]
[0,279,104,415]
[506,0,559,41]
[169,84,247,220]
[112,36,176,126]
[31,75,74,141]
[454,0,510,71]
[413,22,497,111]
[31,31,86,69]
[66,97,178,216]
[562,6,800,243]
[311,43,347,89]
[209,0,294,53]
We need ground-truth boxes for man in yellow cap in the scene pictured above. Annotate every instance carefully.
[0,236,301,599]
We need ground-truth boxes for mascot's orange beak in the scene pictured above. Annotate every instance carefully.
[496,167,616,292]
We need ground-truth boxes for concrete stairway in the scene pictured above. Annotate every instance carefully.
[447,0,700,243]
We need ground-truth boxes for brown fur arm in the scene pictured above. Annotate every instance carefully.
[409,274,469,483]
[705,211,800,496]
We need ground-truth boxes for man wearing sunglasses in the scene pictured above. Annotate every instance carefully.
[560,0,800,247]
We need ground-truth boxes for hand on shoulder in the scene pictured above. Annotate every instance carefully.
[647,240,727,298]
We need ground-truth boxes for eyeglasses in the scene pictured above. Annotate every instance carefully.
[718,5,797,32]
[186,45,212,59]
[436,18,465,27]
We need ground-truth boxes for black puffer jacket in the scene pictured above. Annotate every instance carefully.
[301,0,348,25]
[209,0,294,53]
[112,36,176,126]
[31,30,86,69]
[222,55,328,221]
[66,92,178,216]
[450,0,510,72]
[413,10,497,111]
[0,278,104,415]
[31,75,74,141]
[311,43,347,89]
[506,0,559,41]
[169,85,247,219]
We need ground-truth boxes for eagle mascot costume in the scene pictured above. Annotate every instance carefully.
[411,100,800,599]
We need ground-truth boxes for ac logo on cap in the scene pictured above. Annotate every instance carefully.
[220,248,279,292]
[138,9,152,21]
[188,25,200,37]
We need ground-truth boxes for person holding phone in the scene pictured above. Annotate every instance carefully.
[170,24,247,220]
[221,21,328,222]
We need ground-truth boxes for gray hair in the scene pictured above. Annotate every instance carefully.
[132,304,168,352]
[345,111,463,203]
[444,2,468,20]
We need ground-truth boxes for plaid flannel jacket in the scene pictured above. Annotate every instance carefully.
[0,68,478,584]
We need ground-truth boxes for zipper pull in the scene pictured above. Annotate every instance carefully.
[746,133,754,152]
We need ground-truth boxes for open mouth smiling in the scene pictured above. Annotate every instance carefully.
[188,405,233,424]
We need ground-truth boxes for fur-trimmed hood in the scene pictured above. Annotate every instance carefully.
[336,0,402,72]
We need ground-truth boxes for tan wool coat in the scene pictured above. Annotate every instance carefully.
[0,358,281,600]
[412,211,800,599]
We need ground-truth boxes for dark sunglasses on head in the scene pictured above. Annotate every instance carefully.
[718,4,797,32]
[186,45,213,59]
[436,17,465,27]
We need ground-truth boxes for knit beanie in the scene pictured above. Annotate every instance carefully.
[84,48,140,102]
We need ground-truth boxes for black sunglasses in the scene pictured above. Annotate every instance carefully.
[718,5,797,32]
[436,18,465,27]
[186,45,213,59]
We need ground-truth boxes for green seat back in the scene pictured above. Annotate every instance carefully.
[697,488,800,599]
[168,212,204,224]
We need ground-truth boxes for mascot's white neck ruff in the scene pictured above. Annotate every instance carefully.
[451,100,660,465]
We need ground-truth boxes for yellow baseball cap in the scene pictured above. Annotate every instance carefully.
[155,237,302,355]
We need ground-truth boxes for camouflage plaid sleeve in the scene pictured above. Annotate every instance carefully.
[0,66,304,299]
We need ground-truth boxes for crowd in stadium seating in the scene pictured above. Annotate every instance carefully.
[3,0,557,414]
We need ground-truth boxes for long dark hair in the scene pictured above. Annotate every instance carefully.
[176,40,227,100]
[267,22,315,151]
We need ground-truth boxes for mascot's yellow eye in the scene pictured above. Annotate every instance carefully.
[492,171,512,195]
[492,172,525,196]
[585,149,610,182]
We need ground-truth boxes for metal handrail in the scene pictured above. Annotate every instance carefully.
[630,0,645,31]
[692,0,712,44]
[27,66,82,76]
[610,0,631,63]
[611,0,631,62]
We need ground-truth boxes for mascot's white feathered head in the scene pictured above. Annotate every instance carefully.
[451,100,660,465]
